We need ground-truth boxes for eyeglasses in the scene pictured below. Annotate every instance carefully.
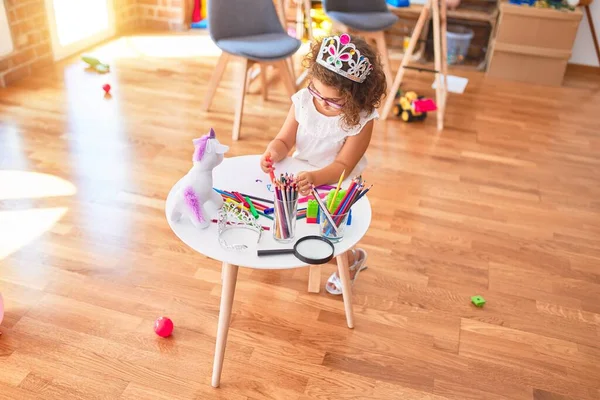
[307,83,344,110]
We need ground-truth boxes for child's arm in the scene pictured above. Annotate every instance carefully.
[260,106,299,173]
[297,120,374,195]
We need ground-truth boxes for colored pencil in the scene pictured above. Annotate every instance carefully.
[311,186,339,235]
[328,169,345,212]
[238,192,274,205]
[257,210,273,220]
[332,180,357,216]
[353,185,372,203]
[323,177,373,236]
[213,188,237,200]
[272,173,299,241]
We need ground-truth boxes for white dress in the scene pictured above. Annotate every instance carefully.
[291,88,378,178]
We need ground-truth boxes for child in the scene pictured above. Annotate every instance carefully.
[260,34,387,295]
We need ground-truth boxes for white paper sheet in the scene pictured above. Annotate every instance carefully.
[432,75,469,94]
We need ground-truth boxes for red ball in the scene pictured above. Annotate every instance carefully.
[154,317,174,337]
[102,84,111,94]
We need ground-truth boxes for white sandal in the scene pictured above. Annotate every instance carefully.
[326,248,368,295]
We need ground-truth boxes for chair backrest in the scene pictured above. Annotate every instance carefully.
[323,0,389,13]
[209,0,285,42]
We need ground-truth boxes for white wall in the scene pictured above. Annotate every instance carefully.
[0,0,13,57]
[570,1,600,67]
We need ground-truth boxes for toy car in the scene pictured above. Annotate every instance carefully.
[392,91,437,123]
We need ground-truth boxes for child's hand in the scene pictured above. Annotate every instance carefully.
[260,152,276,174]
[297,171,315,196]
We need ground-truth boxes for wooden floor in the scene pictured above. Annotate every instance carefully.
[1,34,600,400]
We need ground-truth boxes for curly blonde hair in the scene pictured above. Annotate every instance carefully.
[303,35,387,129]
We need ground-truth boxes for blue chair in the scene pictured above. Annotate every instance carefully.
[203,0,301,141]
[323,0,398,88]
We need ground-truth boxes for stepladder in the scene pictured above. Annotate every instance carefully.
[381,0,449,131]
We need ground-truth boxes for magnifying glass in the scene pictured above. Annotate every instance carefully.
[257,235,335,264]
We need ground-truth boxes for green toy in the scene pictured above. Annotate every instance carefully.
[471,295,486,307]
[306,199,319,224]
[82,55,110,73]
[326,189,346,213]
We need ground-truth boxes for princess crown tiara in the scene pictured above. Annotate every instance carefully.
[316,34,372,84]
[217,202,262,251]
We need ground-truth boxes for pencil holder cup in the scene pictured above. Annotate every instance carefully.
[320,211,350,243]
[273,197,298,243]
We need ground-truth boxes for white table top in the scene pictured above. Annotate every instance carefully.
[165,155,372,269]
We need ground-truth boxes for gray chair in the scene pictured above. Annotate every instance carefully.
[202,0,301,141]
[323,0,398,89]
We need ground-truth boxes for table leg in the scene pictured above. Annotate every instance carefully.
[336,252,355,329]
[308,265,321,293]
[211,262,239,388]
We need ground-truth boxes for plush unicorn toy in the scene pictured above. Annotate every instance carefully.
[168,128,229,229]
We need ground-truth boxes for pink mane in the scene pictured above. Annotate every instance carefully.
[192,128,216,162]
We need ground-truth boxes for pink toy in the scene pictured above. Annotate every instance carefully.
[154,317,174,337]
[413,98,437,113]
[102,83,111,94]
[167,128,229,229]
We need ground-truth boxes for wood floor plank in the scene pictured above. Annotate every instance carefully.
[433,379,531,400]
[322,352,434,392]
[0,382,41,400]
[17,370,129,400]
[119,382,196,400]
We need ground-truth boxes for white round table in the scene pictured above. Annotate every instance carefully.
[165,155,372,388]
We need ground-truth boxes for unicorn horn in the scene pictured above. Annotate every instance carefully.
[209,128,216,138]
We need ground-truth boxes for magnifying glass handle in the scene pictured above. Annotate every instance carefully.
[257,249,295,256]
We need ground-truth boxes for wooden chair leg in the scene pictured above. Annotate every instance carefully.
[296,0,304,40]
[336,252,354,329]
[212,262,239,388]
[275,0,286,29]
[431,0,444,131]
[381,0,431,120]
[285,58,296,85]
[261,64,269,101]
[308,265,321,293]
[374,31,394,90]
[440,0,448,118]
[295,69,309,88]
[202,52,230,112]
[585,5,600,66]
[246,64,261,94]
[304,0,313,40]
[233,58,251,141]
[279,59,297,98]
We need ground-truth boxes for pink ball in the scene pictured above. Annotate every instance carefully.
[154,317,173,337]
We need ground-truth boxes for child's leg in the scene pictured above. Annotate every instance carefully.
[308,248,359,294]
[325,247,367,295]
